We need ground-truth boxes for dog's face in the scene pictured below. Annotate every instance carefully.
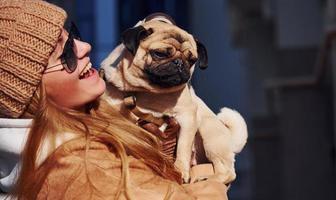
[121,20,208,90]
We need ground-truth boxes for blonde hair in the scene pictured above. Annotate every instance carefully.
[15,83,181,199]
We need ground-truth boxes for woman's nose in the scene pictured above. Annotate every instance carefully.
[74,39,91,58]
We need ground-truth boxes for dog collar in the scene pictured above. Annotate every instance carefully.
[123,95,166,127]
[122,95,180,159]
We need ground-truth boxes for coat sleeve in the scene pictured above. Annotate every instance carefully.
[37,146,228,200]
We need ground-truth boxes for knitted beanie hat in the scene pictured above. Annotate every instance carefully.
[0,0,67,118]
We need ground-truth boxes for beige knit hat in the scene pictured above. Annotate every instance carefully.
[0,0,67,118]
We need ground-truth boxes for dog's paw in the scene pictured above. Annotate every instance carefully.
[181,173,191,184]
[207,171,236,185]
[174,159,191,183]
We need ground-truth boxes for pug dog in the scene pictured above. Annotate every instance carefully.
[101,13,248,184]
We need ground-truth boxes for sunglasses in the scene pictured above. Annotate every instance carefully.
[44,22,81,74]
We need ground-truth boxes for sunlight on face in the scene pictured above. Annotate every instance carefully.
[42,29,106,110]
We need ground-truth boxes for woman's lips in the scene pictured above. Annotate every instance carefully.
[82,68,99,80]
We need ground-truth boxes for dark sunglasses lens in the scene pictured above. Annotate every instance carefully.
[62,40,77,73]
[60,21,81,73]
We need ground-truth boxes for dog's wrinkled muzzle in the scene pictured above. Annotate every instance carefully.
[145,59,191,87]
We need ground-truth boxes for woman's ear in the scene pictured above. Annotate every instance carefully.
[195,39,208,70]
[121,26,153,55]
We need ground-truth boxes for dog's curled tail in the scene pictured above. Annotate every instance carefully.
[217,107,248,153]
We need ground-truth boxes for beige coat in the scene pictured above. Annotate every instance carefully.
[36,138,228,200]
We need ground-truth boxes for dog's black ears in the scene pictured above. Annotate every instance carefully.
[121,26,153,55]
[195,39,208,70]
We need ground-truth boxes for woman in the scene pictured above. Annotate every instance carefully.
[0,0,228,199]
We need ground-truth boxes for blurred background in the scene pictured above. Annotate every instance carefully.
[47,0,336,199]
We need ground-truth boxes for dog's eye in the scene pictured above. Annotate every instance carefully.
[150,50,170,59]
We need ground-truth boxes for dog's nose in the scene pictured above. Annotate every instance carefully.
[173,59,183,67]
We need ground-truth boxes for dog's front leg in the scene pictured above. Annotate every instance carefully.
[174,114,198,183]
